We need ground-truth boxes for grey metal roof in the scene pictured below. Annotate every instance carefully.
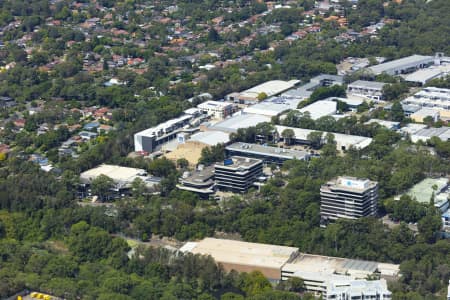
[343,259,378,272]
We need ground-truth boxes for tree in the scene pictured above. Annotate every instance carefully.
[390,101,404,122]
[418,209,442,244]
[257,92,268,101]
[281,128,295,145]
[307,131,323,149]
[207,28,221,42]
[91,175,115,201]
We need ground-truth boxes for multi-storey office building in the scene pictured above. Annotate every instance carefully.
[214,156,263,192]
[320,177,378,225]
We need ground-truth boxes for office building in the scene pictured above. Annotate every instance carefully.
[79,164,161,198]
[177,165,215,195]
[320,177,379,224]
[368,54,434,76]
[326,279,392,300]
[197,101,234,119]
[347,80,387,100]
[225,142,309,165]
[214,156,263,192]
[134,109,204,153]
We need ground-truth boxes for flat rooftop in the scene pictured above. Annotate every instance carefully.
[80,164,148,183]
[243,96,303,117]
[275,125,373,150]
[226,142,309,160]
[180,165,215,185]
[323,176,377,192]
[283,253,399,278]
[180,238,298,269]
[239,80,300,99]
[368,55,433,74]
[215,155,262,168]
[348,80,387,90]
[406,177,449,204]
[211,113,271,133]
[297,100,337,120]
[189,130,230,146]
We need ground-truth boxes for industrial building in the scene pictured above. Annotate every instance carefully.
[180,238,398,297]
[402,87,450,120]
[179,238,299,281]
[410,107,440,123]
[177,165,215,195]
[347,80,387,100]
[210,113,271,133]
[297,100,337,120]
[214,156,263,192]
[225,142,310,165]
[79,164,161,198]
[197,101,234,119]
[410,127,450,143]
[368,54,434,76]
[404,64,450,86]
[243,96,303,117]
[320,177,379,224]
[226,80,300,104]
[134,109,205,153]
[399,177,449,212]
[365,119,400,131]
[275,125,373,151]
[283,74,344,99]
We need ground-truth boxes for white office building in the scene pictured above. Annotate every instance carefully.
[320,177,379,224]
[326,279,392,300]
[197,100,234,119]
[402,87,450,121]
[347,80,387,100]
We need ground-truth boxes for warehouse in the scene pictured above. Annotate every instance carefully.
[282,253,399,295]
[180,238,399,297]
[225,142,310,165]
[243,96,303,117]
[210,113,271,133]
[226,80,300,104]
[180,238,299,281]
[275,125,373,151]
[368,54,434,76]
[79,164,161,198]
[297,100,337,120]
[410,127,450,143]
